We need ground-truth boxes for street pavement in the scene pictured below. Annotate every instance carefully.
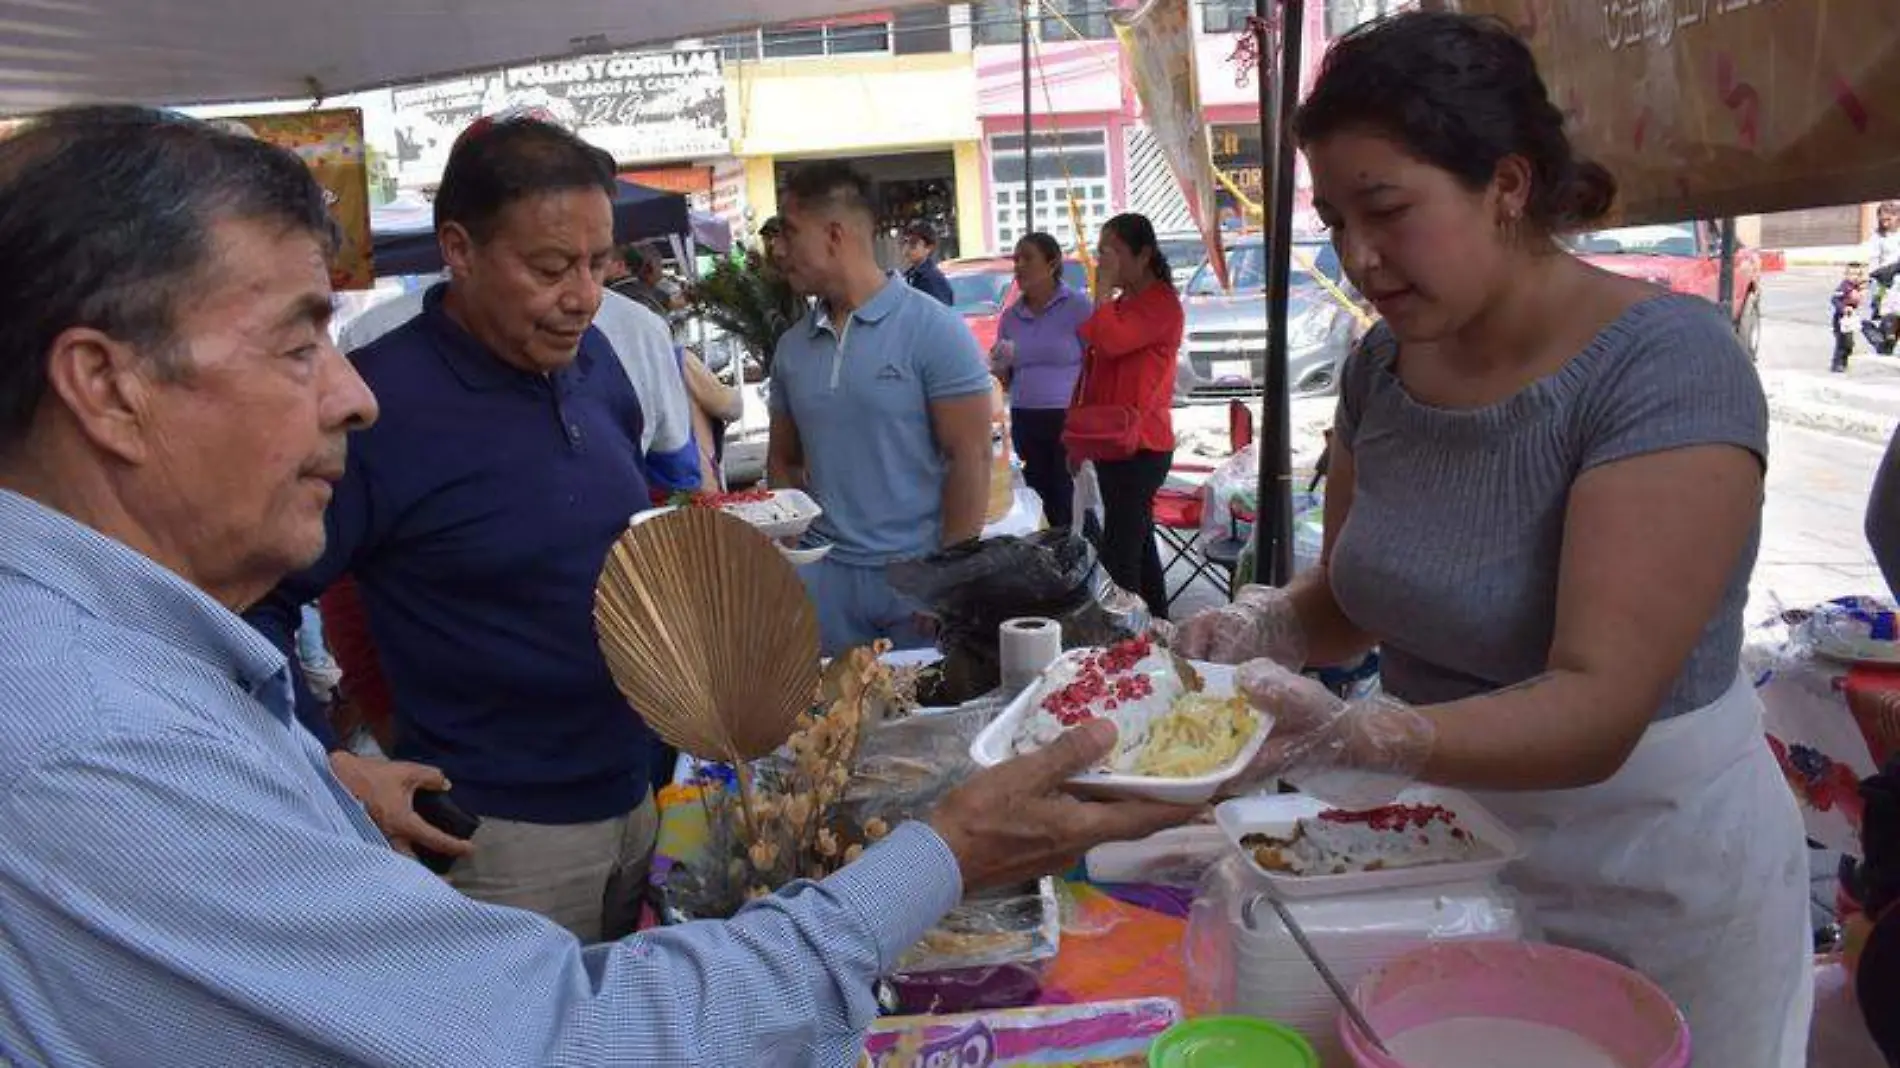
[1165,267,1896,621]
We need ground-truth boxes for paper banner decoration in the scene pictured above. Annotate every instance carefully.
[222,109,374,290]
[1436,0,1900,225]
[1115,0,1230,290]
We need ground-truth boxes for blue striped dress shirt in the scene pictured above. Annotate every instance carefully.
[0,490,963,1067]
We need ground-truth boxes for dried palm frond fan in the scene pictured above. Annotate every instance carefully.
[595,507,821,766]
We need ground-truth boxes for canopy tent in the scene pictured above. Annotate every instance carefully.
[1439,0,1900,225]
[369,178,690,277]
[691,211,733,255]
[0,0,929,112]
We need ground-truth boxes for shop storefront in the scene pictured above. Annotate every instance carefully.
[773,150,967,263]
[724,50,986,259]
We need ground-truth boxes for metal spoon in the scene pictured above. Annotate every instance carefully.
[1243,892,1392,1056]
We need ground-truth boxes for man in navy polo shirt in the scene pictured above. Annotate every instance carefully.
[768,164,993,655]
[247,118,662,942]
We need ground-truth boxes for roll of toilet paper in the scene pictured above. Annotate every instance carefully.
[1000,617,1064,694]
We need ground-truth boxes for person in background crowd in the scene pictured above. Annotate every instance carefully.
[1074,213,1184,619]
[296,603,343,703]
[1860,430,1900,1065]
[612,246,672,320]
[768,163,994,654]
[1868,424,1900,598]
[760,215,788,269]
[245,116,672,942]
[1867,201,1900,277]
[755,214,812,336]
[0,106,1197,1068]
[992,232,1091,531]
[1835,261,1870,374]
[1864,201,1900,355]
[900,221,956,306]
[1170,14,1808,1065]
[680,346,743,490]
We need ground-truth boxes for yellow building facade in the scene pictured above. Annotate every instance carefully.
[722,51,988,259]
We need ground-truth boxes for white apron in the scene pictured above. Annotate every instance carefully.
[1473,672,1813,1068]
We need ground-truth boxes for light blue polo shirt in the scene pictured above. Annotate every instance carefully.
[770,274,991,566]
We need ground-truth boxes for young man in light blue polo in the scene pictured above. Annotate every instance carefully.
[767,163,994,655]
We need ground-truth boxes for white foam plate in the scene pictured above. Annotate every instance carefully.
[1214,787,1522,900]
[629,488,823,542]
[969,658,1271,804]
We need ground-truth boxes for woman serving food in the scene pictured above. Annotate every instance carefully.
[1171,13,1809,1066]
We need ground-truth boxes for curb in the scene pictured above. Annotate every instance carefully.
[1768,396,1896,445]
[1773,246,1866,268]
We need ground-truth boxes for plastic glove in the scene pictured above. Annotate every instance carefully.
[1160,585,1308,668]
[1232,659,1436,809]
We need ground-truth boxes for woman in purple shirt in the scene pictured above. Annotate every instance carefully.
[993,232,1093,529]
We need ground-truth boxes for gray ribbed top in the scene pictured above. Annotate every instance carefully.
[1329,294,1768,719]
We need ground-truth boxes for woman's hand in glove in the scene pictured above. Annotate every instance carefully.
[1232,659,1437,809]
[1159,585,1308,668]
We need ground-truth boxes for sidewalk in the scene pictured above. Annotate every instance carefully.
[1759,318,1900,446]
[1774,244,1867,268]
[1766,368,1900,446]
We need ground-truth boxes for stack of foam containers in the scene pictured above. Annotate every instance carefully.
[1223,874,1527,1066]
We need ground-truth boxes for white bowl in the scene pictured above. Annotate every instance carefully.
[778,541,833,566]
[968,659,1271,804]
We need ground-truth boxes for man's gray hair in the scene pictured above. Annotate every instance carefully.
[0,106,336,449]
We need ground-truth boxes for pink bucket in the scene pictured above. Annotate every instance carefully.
[1339,942,1690,1068]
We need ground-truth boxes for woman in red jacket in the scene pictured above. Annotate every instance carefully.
[1073,213,1185,618]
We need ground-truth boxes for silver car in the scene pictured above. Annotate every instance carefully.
[1176,239,1363,400]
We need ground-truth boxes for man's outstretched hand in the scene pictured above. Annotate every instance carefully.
[928,719,1200,892]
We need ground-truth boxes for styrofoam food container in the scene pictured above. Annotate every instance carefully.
[1215,787,1523,900]
[968,661,1272,804]
[628,488,824,542]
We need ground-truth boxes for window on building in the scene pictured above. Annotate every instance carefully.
[988,130,1111,251]
[762,26,827,57]
[972,0,1024,45]
[712,31,761,62]
[893,6,954,55]
[1325,0,1405,37]
[757,18,895,58]
[828,17,894,53]
[1200,0,1252,34]
[1040,0,1114,41]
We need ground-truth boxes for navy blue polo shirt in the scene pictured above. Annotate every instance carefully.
[246,285,657,825]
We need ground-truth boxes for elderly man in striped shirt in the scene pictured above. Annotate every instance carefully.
[0,106,1191,1067]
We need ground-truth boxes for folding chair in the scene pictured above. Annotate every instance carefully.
[1155,400,1257,608]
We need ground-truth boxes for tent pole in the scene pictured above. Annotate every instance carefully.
[1254,0,1301,587]
[1716,216,1738,310]
[1022,0,1035,236]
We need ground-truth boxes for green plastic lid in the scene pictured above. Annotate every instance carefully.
[1148,1017,1319,1068]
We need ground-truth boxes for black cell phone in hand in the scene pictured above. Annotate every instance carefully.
[410,789,480,875]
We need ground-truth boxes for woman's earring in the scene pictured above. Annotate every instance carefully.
[1499,207,1523,243]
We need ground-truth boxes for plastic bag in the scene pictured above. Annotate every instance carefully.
[1182,855,1250,1016]
[844,698,1005,824]
[888,531,1148,706]
[1072,460,1105,534]
[1197,449,1325,576]
[1198,445,1258,547]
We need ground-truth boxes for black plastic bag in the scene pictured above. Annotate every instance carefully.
[887,531,1148,705]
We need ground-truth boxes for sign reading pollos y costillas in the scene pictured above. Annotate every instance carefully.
[391,48,728,185]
